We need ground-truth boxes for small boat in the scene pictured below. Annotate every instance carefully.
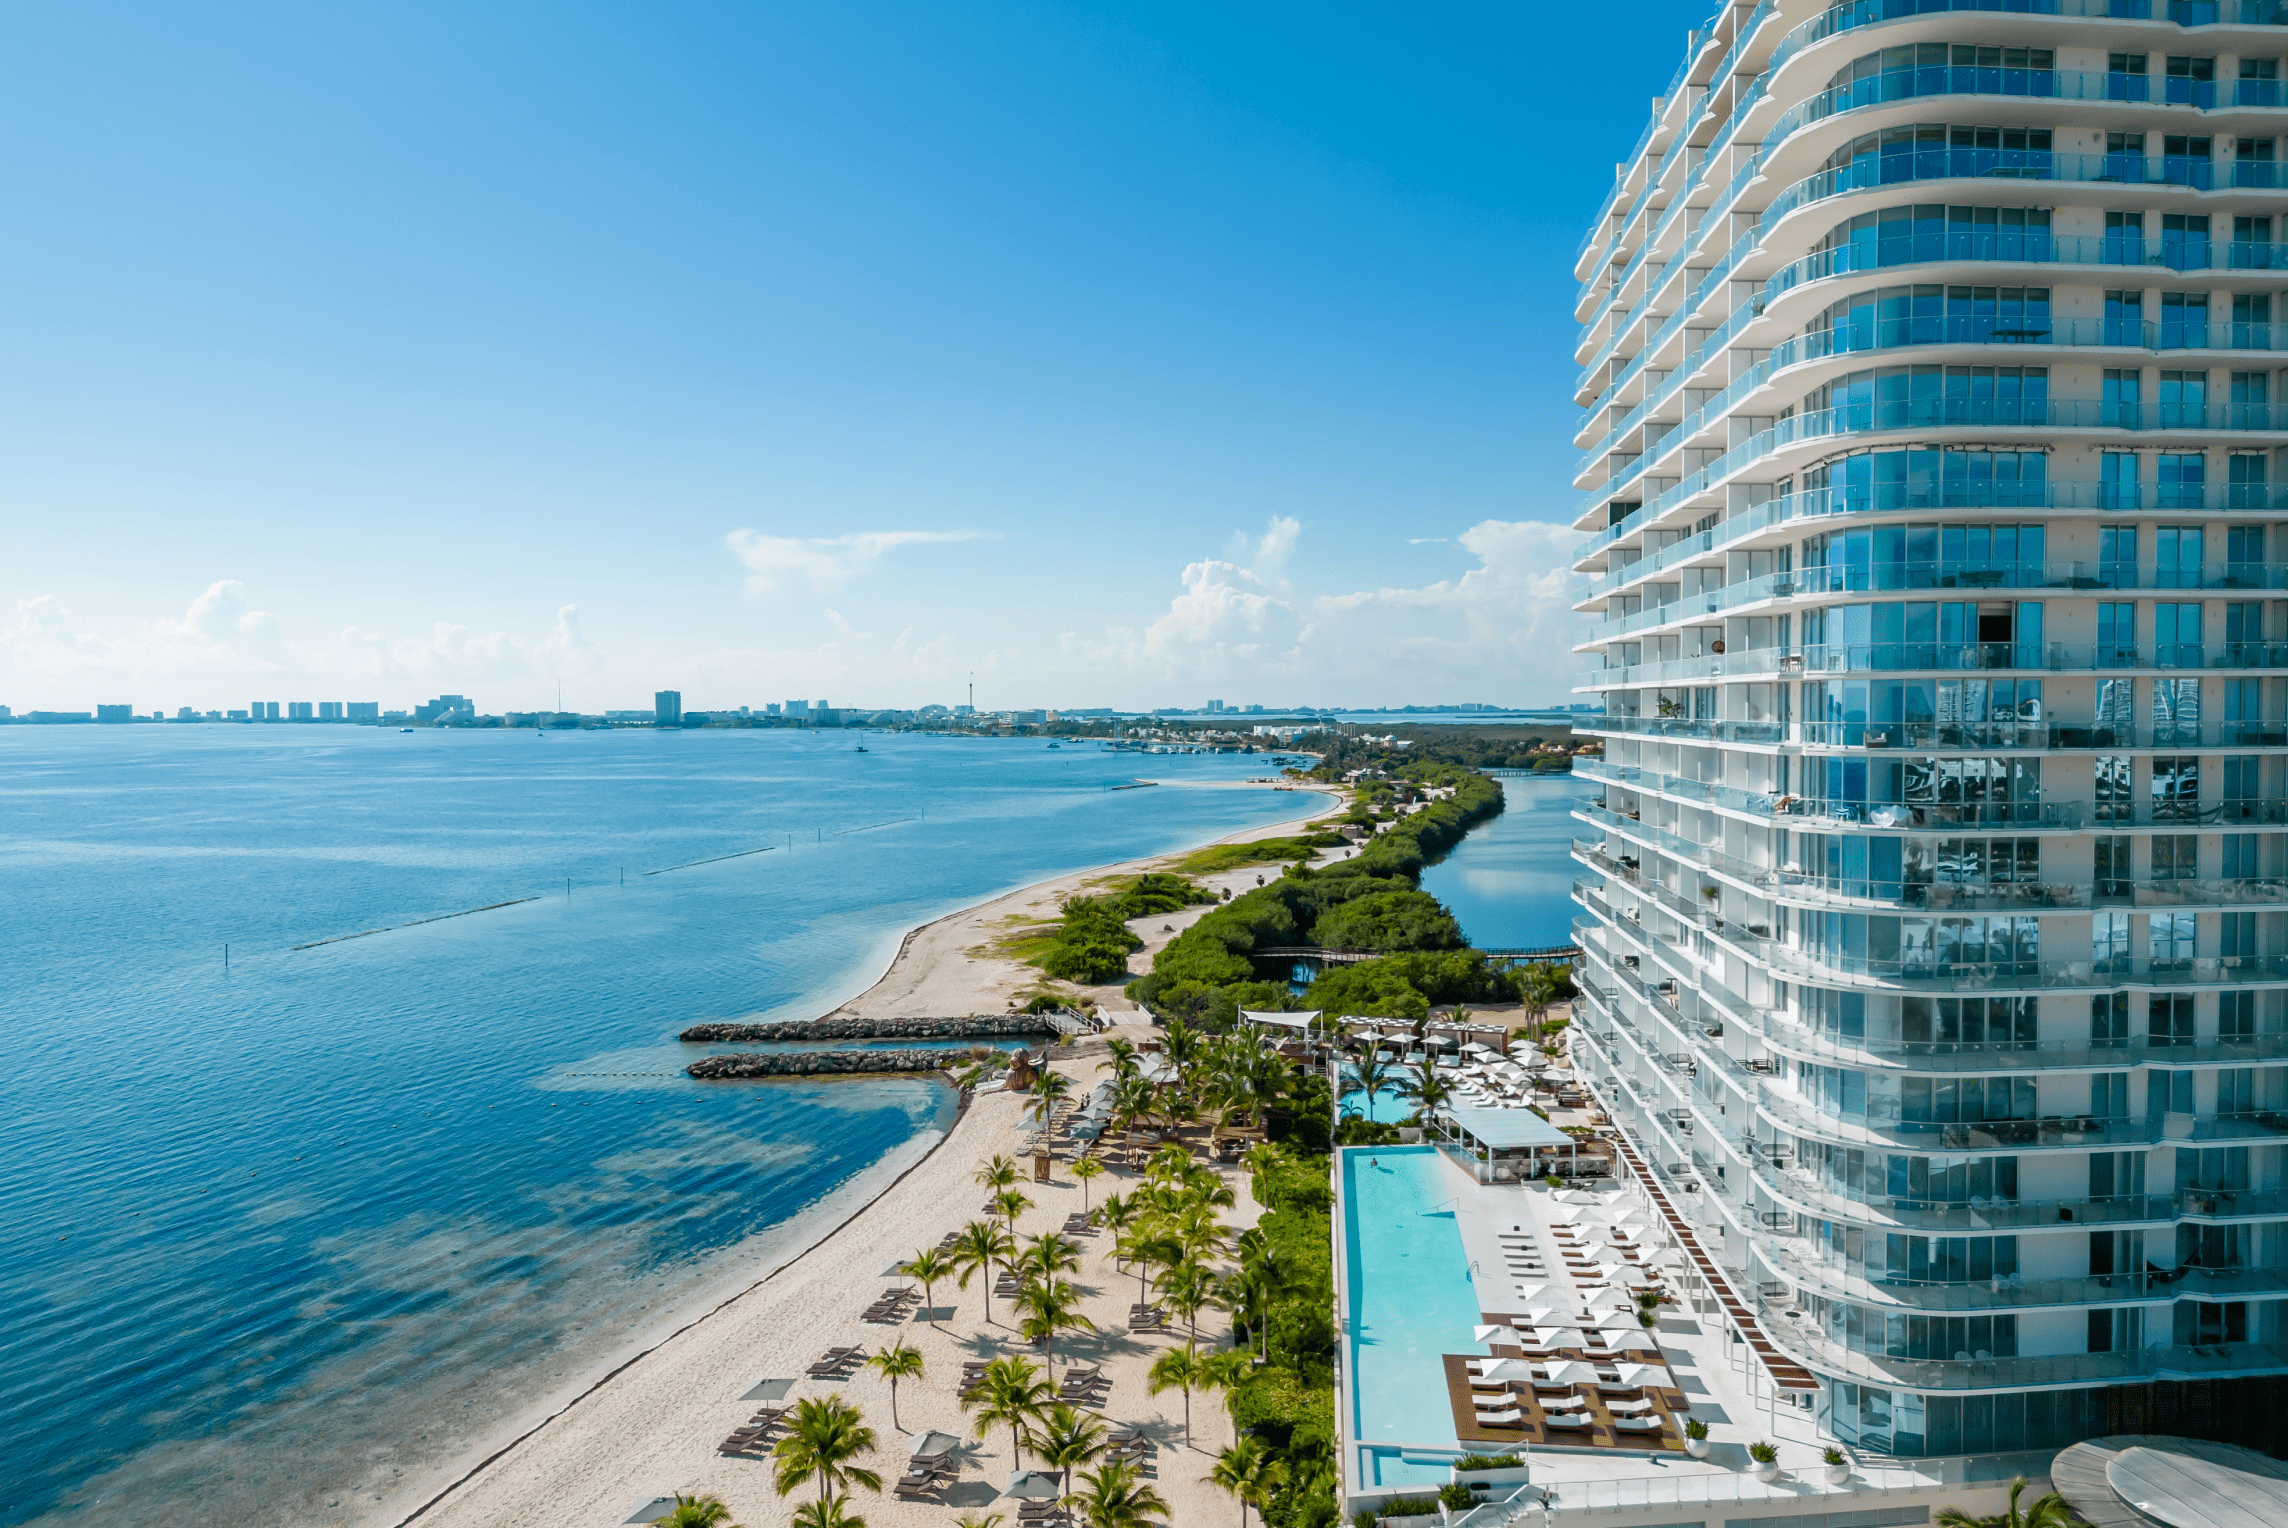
[854,744,869,753]
[1046,742,1061,749]
[398,727,414,733]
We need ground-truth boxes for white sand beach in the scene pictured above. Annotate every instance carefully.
[386,780,1342,1528]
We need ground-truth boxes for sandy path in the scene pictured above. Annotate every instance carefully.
[394,782,1339,1528]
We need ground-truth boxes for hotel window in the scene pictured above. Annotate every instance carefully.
[2242,56,2282,108]
[1818,204,2053,269]
[2089,1307,2143,1353]
[2176,1301,2250,1345]
[2221,989,2258,1040]
[1882,1232,2019,1284]
[2093,990,2131,1045]
[2163,54,2216,106]
[2162,213,2212,270]
[2159,290,2209,345]
[2152,911,2197,968]
[2232,294,2273,348]
[2225,603,2263,651]
[2095,754,2133,820]
[2109,52,2149,100]
[2098,603,2135,663]
[2107,130,2146,180]
[2180,1144,2250,1190]
[2238,137,2279,189]
[2151,835,2198,882]
[2223,910,2258,960]
[2223,753,2265,807]
[2219,1066,2258,1115]
[2229,449,2270,504]
[1900,1073,2035,1124]
[2156,450,2206,507]
[2100,455,2139,515]
[2158,370,2208,429]
[2152,755,2201,819]
[2104,209,2145,264]
[2102,366,2141,427]
[2103,292,2143,346]
[2234,215,2275,269]
[2090,1148,2145,1198]
[2227,522,2266,568]
[2091,1067,2130,1118]
[1901,995,2038,1050]
[2155,525,2202,587]
[2149,1067,2194,1116]
[1811,285,2050,350]
[2096,837,2132,900]
[2150,992,2195,1045]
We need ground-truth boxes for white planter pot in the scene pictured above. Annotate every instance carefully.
[1753,1461,1780,1483]
[1683,1436,1710,1459]
[1826,1462,1852,1485]
[1448,1464,1531,1489]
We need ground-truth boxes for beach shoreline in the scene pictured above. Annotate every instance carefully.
[380,778,1343,1528]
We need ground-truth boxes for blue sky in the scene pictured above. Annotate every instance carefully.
[1,1,1707,713]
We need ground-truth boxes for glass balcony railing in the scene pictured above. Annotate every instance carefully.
[1579,756,2107,829]
[1762,0,2288,102]
[1759,1234,2288,1313]
[1577,394,2288,538]
[1757,1308,2288,1393]
[1599,639,2288,676]
[1782,719,2288,749]
[1753,1159,2288,1233]
[1763,150,2261,237]
[1748,1008,2288,1072]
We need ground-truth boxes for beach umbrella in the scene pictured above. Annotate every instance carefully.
[1611,1328,1662,1353]
[1472,1324,1524,1346]
[1539,1360,1601,1386]
[1649,1250,1686,1271]
[1550,1189,1602,1206]
[1609,1266,1657,1290]
[907,1430,963,1459]
[1582,1286,1633,1310]
[1005,1471,1064,1499]
[1536,1327,1589,1350]
[1473,1358,1536,1384]
[1614,1362,1668,1389]
[1508,1283,1556,1304]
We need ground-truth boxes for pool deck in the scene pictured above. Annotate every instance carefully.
[1338,1143,2046,1522]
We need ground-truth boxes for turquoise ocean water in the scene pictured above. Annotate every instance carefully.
[0,728,1320,1528]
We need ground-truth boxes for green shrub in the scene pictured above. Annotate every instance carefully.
[1376,1498,1440,1518]
[1453,1453,1522,1471]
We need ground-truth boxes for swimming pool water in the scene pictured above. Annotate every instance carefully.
[1341,1145,1486,1483]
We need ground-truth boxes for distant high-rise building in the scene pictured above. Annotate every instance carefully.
[765,702,782,716]
[813,699,830,713]
[287,702,315,721]
[413,695,472,723]
[654,690,682,726]
[253,701,280,721]
[346,702,379,721]
[317,702,341,721]
[176,707,197,721]
[95,704,132,723]
[1205,699,1224,713]
[785,700,810,720]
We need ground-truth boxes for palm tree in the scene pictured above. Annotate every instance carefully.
[1162,1019,1206,1084]
[963,1355,1054,1468]
[789,1500,864,1528]
[1154,1259,1220,1346]
[1110,1075,1160,1140]
[1517,961,1575,1041]
[1208,1437,1285,1528]
[863,1341,923,1432]
[1030,1067,1074,1126]
[772,1396,883,1507]
[904,1246,955,1325]
[952,1219,1016,1324]
[1064,1460,1171,1528]
[1396,1061,1455,1125]
[1016,1231,1083,1285]
[1936,1477,2083,1528]
[1015,1277,1098,1369]
[1033,1401,1108,1499]
[1071,1154,1105,1210]
[1200,1349,1253,1444]
[1342,1048,1394,1122]
[1118,1230,1182,1307]
[1098,1036,1140,1082]
[976,1154,1021,1193]
[992,1185,1034,1235]
[661,1496,739,1528]
[1148,1344,1212,1450]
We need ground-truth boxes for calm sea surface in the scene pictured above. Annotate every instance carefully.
[1418,772,1591,950]
[0,728,1318,1528]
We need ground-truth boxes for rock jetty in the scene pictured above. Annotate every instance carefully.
[677,1014,1055,1044]
[686,1048,985,1080]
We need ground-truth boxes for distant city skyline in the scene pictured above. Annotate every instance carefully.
[0,2,1706,710]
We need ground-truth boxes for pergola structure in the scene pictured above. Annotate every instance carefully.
[1438,1103,1575,1183]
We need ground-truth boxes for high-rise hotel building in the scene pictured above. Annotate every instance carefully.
[1566,0,2288,1459]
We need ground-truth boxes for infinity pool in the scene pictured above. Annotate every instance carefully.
[1341,1145,1486,1485]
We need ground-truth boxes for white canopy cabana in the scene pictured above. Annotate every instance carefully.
[1240,1009,1320,1035]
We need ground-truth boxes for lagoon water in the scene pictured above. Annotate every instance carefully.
[1417,772,1591,949]
[0,728,1317,1528]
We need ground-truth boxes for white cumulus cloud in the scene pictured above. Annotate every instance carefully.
[723,528,988,591]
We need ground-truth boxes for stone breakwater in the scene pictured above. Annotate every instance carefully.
[685,1048,989,1079]
[676,1015,1054,1043]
